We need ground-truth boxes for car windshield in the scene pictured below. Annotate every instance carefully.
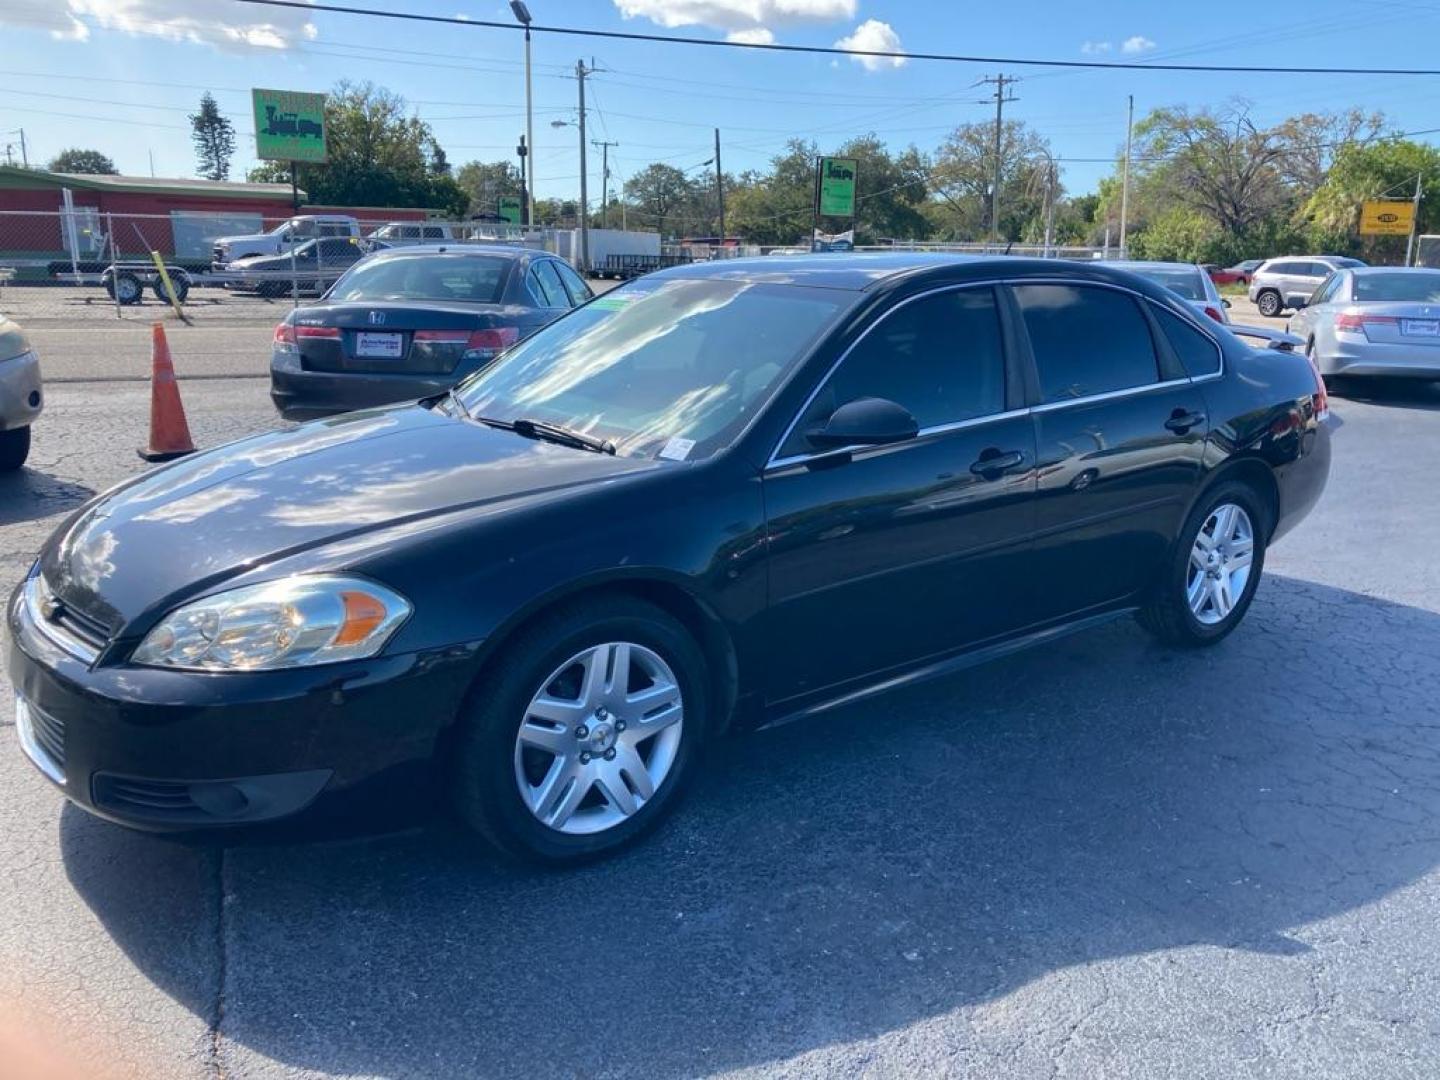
[1353,271,1440,303]
[456,277,849,461]
[1132,267,1206,300]
[330,254,511,304]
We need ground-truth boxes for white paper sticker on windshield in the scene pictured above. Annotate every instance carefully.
[658,436,696,462]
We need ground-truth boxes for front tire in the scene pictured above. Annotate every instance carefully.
[1256,289,1282,318]
[1139,480,1268,647]
[0,426,30,471]
[450,596,711,864]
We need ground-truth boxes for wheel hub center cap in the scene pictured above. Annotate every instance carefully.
[584,721,617,754]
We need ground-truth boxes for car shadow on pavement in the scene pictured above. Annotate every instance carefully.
[0,469,94,527]
[1331,378,1440,412]
[60,574,1440,1078]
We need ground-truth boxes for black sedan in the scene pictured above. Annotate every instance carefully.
[226,236,372,298]
[270,245,593,419]
[7,255,1330,863]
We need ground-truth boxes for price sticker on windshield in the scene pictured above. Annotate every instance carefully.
[658,437,696,461]
[591,294,634,312]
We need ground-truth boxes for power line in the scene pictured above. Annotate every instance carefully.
[234,0,1440,76]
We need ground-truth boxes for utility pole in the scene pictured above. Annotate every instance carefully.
[981,74,1018,246]
[1119,94,1134,260]
[16,128,26,168]
[1406,170,1424,266]
[714,128,725,242]
[592,139,619,228]
[576,59,593,272]
[1043,154,1058,258]
[510,2,536,227]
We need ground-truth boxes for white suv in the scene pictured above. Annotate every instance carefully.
[1249,256,1366,317]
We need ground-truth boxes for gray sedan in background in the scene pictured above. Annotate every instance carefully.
[1288,267,1440,385]
[1108,260,1231,324]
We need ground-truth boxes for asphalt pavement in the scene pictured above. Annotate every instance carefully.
[2,333,1440,1077]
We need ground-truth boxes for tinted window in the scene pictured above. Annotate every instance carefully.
[1155,307,1221,378]
[784,288,1006,455]
[1312,273,1342,304]
[533,260,570,307]
[554,262,592,305]
[1301,262,1330,278]
[329,253,511,303]
[526,264,563,306]
[1353,271,1440,302]
[1015,284,1160,403]
[1130,266,1206,300]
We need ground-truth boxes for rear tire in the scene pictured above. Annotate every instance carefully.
[1138,480,1269,647]
[112,272,143,306]
[0,426,31,472]
[450,596,711,864]
[1256,289,1282,318]
[152,272,190,303]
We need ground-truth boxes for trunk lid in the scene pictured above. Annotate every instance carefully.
[293,302,533,375]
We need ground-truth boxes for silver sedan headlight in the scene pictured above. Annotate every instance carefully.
[132,575,412,672]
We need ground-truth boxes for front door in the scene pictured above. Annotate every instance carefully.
[761,286,1038,704]
[1008,282,1210,619]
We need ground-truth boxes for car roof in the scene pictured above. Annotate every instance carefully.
[651,252,1210,297]
[1349,265,1440,275]
[366,243,530,260]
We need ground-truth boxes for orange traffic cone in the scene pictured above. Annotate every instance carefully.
[138,322,197,462]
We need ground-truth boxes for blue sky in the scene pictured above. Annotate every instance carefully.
[3,0,1440,219]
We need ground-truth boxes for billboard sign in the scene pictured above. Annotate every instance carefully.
[1359,200,1415,236]
[816,157,858,218]
[498,196,523,224]
[253,88,328,163]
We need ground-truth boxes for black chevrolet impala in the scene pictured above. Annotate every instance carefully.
[7,255,1330,862]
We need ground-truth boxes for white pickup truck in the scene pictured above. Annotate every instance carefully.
[211,215,361,269]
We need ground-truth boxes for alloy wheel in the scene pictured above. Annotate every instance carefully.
[1186,502,1254,626]
[513,641,685,835]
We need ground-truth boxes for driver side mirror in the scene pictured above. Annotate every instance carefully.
[806,397,919,450]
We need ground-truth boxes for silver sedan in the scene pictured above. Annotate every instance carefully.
[1288,267,1440,384]
[0,314,43,471]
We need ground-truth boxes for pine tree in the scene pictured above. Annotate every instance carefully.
[190,93,236,181]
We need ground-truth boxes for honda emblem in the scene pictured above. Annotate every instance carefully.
[368,311,386,325]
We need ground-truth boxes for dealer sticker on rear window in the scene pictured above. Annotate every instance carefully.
[658,436,696,462]
[591,294,634,312]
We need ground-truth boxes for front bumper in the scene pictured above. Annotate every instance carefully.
[5,577,480,832]
[270,349,458,419]
[0,349,43,431]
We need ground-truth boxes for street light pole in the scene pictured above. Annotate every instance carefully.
[576,59,592,273]
[511,2,535,228]
[1119,94,1134,260]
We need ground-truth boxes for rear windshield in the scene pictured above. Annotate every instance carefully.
[457,278,849,461]
[1353,272,1440,303]
[1131,267,1206,300]
[330,254,511,304]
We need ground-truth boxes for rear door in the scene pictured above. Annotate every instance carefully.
[761,285,1039,703]
[1011,282,1210,620]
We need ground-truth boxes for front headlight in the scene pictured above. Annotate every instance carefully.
[132,575,412,672]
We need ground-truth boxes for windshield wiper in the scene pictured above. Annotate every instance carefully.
[512,417,616,456]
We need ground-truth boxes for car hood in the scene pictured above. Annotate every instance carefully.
[41,404,662,631]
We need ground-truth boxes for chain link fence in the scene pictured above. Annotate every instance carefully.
[0,210,558,326]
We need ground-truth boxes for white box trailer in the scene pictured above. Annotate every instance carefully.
[558,229,661,274]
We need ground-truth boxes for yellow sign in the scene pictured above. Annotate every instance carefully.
[1360,200,1415,236]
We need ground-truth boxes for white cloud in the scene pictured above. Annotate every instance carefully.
[1080,40,1112,55]
[835,18,905,71]
[726,26,775,44]
[614,0,855,37]
[1121,35,1156,54]
[0,0,318,50]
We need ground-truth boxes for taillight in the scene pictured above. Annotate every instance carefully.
[1334,312,1396,334]
[295,325,340,339]
[273,322,296,347]
[463,326,519,359]
[1202,305,1223,323]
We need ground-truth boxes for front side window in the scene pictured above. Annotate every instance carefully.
[781,287,1006,457]
[1312,273,1342,305]
[1015,284,1160,403]
[458,278,848,461]
[289,219,316,239]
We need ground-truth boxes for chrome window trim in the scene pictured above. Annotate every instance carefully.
[764,275,1223,471]
[765,281,1002,468]
[767,407,1031,471]
[20,575,101,665]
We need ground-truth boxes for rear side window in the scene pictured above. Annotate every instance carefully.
[1154,307,1221,378]
[529,260,569,307]
[783,287,1006,454]
[554,261,592,305]
[1015,284,1160,403]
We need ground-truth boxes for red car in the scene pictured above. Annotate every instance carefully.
[1207,260,1264,286]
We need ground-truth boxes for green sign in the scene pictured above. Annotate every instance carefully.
[498,196,523,224]
[817,157,857,218]
[253,88,328,163]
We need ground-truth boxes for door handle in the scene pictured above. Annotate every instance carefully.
[1164,409,1205,434]
[969,448,1025,478]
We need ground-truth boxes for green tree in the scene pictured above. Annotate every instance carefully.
[624,163,698,236]
[1127,207,1223,262]
[248,81,468,216]
[831,134,930,243]
[189,93,236,181]
[929,120,1053,241]
[455,160,524,216]
[48,148,118,175]
[1305,139,1440,263]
